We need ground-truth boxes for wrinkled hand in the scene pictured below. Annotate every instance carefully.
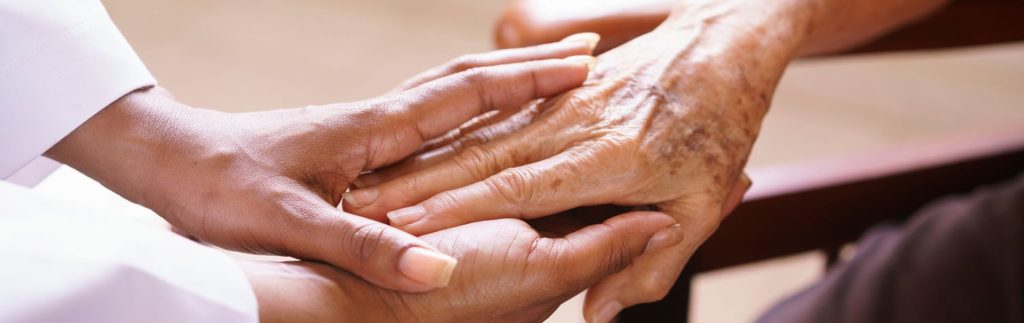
[46,37,597,293]
[345,6,799,318]
[244,207,682,323]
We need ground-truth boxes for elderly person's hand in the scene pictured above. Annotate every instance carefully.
[44,37,597,293]
[342,1,817,320]
[243,207,682,323]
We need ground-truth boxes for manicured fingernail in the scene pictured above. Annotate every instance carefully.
[399,247,458,287]
[644,224,684,253]
[592,301,622,323]
[561,32,601,51]
[565,55,597,71]
[343,188,378,208]
[388,205,427,226]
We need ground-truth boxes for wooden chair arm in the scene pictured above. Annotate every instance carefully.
[695,129,1024,272]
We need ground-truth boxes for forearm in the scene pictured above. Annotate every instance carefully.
[663,0,951,57]
[634,0,949,130]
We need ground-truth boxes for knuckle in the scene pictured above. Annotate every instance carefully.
[351,102,390,125]
[460,66,489,84]
[431,191,467,218]
[601,237,633,273]
[452,145,499,180]
[638,278,671,303]
[545,247,588,292]
[456,68,493,111]
[488,167,540,210]
[393,174,424,201]
[595,134,640,157]
[343,222,391,265]
[447,54,480,74]
[635,274,673,302]
[561,92,596,114]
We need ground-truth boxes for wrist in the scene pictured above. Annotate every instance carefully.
[611,0,816,121]
[658,0,816,68]
[44,87,211,213]
[241,261,413,323]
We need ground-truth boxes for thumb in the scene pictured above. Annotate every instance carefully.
[283,202,458,293]
[540,211,682,294]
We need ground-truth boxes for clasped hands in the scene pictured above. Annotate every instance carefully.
[50,26,764,321]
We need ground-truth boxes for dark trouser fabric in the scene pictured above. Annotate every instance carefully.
[756,175,1023,323]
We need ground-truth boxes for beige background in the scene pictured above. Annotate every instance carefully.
[91,0,1024,322]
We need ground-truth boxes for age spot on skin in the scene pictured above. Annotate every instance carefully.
[551,178,563,189]
[703,154,721,169]
[683,127,710,151]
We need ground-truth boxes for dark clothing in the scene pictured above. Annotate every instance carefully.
[757,175,1023,323]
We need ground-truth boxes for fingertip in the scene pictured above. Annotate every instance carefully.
[398,246,458,288]
[603,210,676,230]
[560,32,602,52]
[643,224,684,254]
[564,55,597,72]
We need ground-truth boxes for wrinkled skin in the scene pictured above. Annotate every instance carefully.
[245,208,681,323]
[344,1,812,320]
[45,39,597,293]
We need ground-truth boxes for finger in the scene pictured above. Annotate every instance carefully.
[393,32,600,92]
[354,109,514,188]
[583,242,691,323]
[344,109,582,222]
[277,194,458,293]
[537,211,682,298]
[378,145,624,235]
[366,57,592,169]
[353,103,541,188]
[584,197,725,323]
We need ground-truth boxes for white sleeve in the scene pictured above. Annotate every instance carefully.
[0,180,259,323]
[0,0,156,186]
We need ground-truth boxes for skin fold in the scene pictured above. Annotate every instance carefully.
[45,38,599,294]
[345,0,950,321]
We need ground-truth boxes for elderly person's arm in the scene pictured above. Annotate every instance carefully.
[343,0,949,320]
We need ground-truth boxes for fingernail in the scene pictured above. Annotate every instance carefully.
[592,301,622,323]
[388,205,427,226]
[565,55,597,71]
[343,188,379,208]
[351,177,370,188]
[644,224,684,253]
[399,247,458,287]
[741,174,753,189]
[561,32,601,51]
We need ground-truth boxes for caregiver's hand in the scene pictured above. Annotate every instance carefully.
[243,208,681,323]
[344,0,813,319]
[44,39,595,293]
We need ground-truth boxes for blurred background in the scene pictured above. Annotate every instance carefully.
[58,0,1024,322]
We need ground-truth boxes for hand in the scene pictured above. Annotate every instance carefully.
[243,207,682,323]
[343,1,812,319]
[45,37,597,293]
